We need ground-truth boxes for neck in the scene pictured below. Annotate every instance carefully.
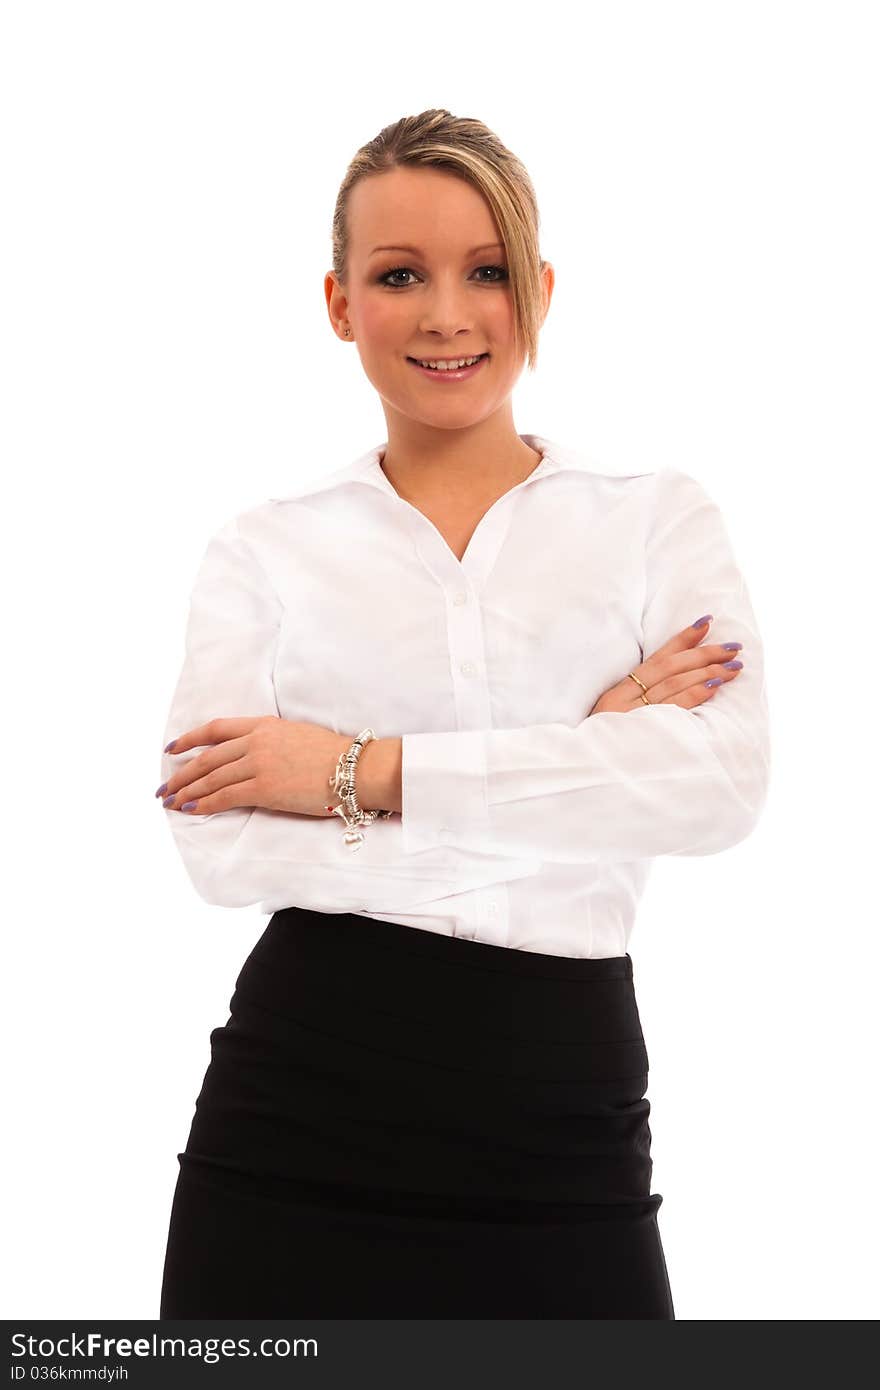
[379,418,542,508]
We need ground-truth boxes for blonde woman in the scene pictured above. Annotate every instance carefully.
[157,109,770,1319]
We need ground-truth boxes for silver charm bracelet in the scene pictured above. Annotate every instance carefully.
[327,727,394,852]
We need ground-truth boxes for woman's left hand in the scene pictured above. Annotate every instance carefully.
[158,716,353,818]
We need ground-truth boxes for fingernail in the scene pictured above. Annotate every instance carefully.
[181,801,198,812]
[692,614,713,628]
[722,642,742,651]
[705,677,723,687]
[164,740,177,753]
[155,782,168,798]
[723,660,743,670]
[162,795,175,808]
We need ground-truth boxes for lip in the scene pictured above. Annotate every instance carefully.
[407,353,490,382]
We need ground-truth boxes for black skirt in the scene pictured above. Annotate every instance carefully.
[159,906,674,1319]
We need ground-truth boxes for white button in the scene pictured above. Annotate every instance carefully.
[452,591,468,606]
[487,901,499,917]
[460,661,477,676]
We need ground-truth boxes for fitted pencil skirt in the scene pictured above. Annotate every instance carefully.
[159,906,674,1319]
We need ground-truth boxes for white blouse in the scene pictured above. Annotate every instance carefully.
[159,432,771,958]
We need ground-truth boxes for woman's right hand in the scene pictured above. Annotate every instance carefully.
[588,616,744,716]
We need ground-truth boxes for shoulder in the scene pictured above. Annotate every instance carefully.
[642,466,736,561]
[649,465,725,518]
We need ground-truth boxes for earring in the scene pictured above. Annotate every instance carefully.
[344,326,351,336]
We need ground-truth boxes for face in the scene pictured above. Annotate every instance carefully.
[325,166,553,432]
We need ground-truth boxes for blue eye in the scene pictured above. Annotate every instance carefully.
[377,264,509,288]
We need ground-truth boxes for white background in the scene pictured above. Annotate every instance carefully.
[3,0,877,1320]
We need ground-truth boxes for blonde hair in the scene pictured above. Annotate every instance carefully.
[331,108,548,372]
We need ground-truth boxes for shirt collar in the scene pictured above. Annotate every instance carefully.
[272,434,609,504]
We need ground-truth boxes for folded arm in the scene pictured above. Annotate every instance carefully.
[398,468,771,863]
[159,516,539,912]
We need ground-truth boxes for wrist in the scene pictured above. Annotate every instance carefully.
[354,736,402,816]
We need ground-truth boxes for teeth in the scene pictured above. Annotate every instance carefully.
[415,355,484,370]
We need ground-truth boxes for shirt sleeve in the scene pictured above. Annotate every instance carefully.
[399,467,772,863]
[159,514,288,906]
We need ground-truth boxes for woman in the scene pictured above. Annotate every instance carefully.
[157,108,770,1318]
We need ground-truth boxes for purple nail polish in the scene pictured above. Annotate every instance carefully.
[705,677,723,687]
[723,660,743,670]
[181,800,198,812]
[162,795,175,808]
[722,642,742,651]
[155,782,168,798]
[164,740,177,753]
[692,614,712,628]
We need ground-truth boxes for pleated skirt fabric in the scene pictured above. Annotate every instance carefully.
[159,907,674,1319]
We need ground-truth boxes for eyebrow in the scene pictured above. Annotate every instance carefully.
[368,242,505,258]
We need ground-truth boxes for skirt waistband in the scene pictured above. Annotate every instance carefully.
[267,905,633,979]
[231,907,648,1083]
[266,907,634,982]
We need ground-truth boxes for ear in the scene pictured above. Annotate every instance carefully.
[539,261,555,325]
[324,270,351,341]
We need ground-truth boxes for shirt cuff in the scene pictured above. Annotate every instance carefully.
[400,729,491,855]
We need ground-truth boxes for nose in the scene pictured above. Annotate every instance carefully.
[418,275,479,340]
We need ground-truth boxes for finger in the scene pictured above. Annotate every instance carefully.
[164,716,265,755]
[641,641,744,684]
[162,751,252,811]
[634,616,709,678]
[164,772,258,811]
[652,615,715,659]
[159,734,252,800]
[165,776,261,817]
[656,678,733,711]
[649,661,743,705]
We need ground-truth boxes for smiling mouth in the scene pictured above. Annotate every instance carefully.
[406,353,490,372]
